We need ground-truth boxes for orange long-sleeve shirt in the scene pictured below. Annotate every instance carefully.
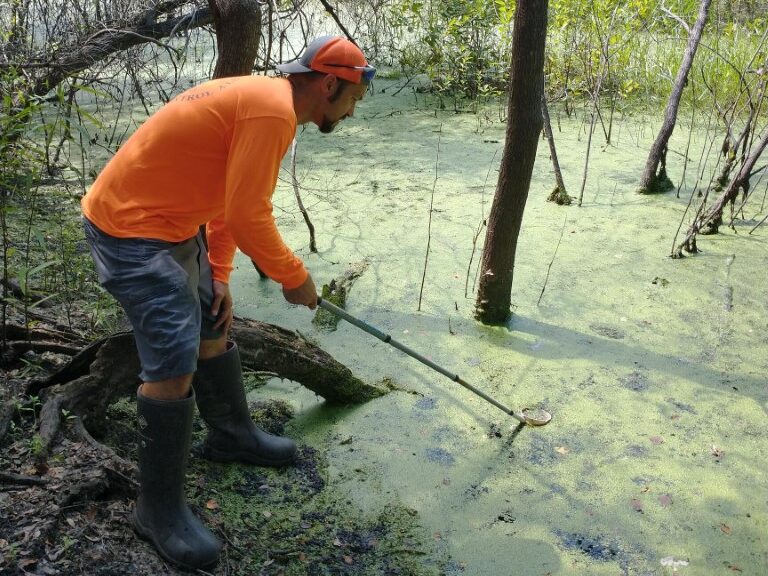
[81,76,308,289]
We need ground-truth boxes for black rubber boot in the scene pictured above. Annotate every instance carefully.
[132,391,221,570]
[193,342,297,467]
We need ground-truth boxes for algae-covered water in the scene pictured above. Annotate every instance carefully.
[222,80,767,575]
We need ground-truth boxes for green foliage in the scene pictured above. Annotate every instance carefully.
[1,61,119,337]
[380,0,766,116]
[29,433,46,458]
[389,0,515,104]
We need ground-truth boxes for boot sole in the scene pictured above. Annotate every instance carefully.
[202,445,297,467]
[132,508,219,571]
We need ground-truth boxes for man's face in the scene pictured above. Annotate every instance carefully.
[318,80,367,134]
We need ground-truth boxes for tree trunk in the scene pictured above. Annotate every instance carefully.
[475,0,548,324]
[208,0,263,78]
[542,91,570,205]
[638,0,712,194]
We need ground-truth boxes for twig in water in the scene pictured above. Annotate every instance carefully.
[418,125,441,311]
[465,148,498,298]
[749,211,768,234]
[578,5,619,206]
[537,213,568,307]
[291,139,317,252]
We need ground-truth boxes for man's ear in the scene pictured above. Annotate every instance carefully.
[321,73,338,97]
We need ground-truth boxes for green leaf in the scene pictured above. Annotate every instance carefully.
[27,259,59,277]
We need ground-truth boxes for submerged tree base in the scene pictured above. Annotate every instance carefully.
[547,185,572,205]
[637,171,674,195]
[474,300,512,325]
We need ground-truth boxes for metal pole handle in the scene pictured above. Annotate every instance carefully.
[316,297,534,424]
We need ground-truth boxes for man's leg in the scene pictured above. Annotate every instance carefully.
[199,333,228,361]
[140,375,192,400]
[191,233,297,466]
[192,338,298,466]
[82,219,221,569]
[132,385,220,570]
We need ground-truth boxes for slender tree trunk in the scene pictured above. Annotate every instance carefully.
[208,0,262,78]
[542,91,570,205]
[475,0,548,325]
[677,124,768,253]
[638,0,712,193]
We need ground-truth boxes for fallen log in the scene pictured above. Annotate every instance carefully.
[29,317,386,456]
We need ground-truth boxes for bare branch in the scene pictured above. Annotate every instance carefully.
[661,4,691,34]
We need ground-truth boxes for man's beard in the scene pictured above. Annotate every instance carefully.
[319,116,338,133]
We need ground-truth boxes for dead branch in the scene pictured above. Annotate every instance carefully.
[0,471,49,486]
[578,5,619,205]
[678,124,768,252]
[318,0,358,45]
[313,261,370,331]
[418,125,441,311]
[18,4,214,97]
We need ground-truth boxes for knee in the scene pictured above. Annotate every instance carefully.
[140,375,193,400]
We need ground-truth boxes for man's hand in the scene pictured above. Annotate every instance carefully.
[282,274,317,310]
[211,280,234,333]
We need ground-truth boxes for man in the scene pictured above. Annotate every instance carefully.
[81,36,374,570]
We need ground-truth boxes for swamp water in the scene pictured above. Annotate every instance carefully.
[223,81,767,575]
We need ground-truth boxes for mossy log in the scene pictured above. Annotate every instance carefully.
[25,317,386,457]
[230,316,385,403]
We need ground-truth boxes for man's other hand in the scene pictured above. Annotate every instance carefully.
[211,280,234,333]
[282,275,317,309]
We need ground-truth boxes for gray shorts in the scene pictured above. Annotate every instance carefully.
[83,217,224,382]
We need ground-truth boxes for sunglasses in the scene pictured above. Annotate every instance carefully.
[324,64,377,84]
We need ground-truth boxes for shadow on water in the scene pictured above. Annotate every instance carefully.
[507,314,767,403]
